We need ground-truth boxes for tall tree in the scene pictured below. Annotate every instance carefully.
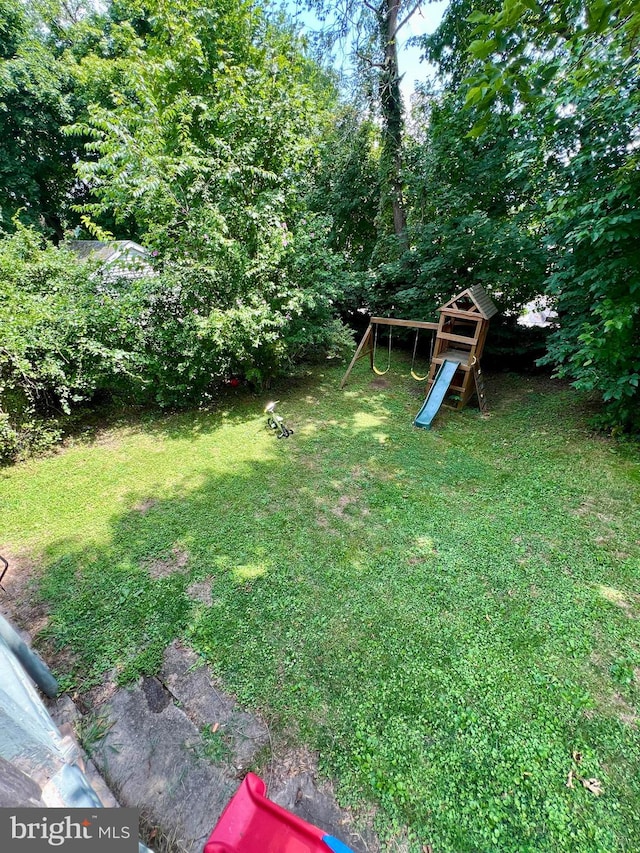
[306,0,424,240]
[376,0,408,237]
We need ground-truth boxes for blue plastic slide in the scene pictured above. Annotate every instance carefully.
[414,359,458,429]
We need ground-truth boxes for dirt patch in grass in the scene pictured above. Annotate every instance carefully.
[133,498,158,514]
[80,674,120,713]
[332,495,357,517]
[315,514,339,535]
[612,696,639,728]
[0,548,49,638]
[264,745,319,790]
[90,431,123,451]
[370,377,391,389]
[588,653,639,727]
[597,585,639,619]
[574,497,614,524]
[313,491,370,529]
[187,578,214,606]
[142,547,189,579]
[588,690,639,728]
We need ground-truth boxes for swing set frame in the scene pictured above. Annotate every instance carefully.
[339,317,438,389]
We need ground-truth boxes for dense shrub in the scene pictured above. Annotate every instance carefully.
[0,226,148,459]
[143,214,354,405]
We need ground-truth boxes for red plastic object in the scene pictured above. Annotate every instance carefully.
[204,773,334,853]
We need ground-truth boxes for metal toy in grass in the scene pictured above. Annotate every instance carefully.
[265,401,293,439]
[0,555,8,592]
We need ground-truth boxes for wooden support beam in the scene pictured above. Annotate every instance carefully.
[438,308,482,320]
[437,332,479,345]
[473,361,489,414]
[340,325,373,388]
[370,317,439,330]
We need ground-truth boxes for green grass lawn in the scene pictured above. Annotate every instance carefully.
[2,357,640,852]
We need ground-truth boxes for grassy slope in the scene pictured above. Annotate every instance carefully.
[2,358,640,852]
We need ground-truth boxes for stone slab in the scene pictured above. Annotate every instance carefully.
[159,643,269,771]
[90,682,236,853]
[89,642,377,852]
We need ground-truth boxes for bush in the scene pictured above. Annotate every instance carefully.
[145,214,355,402]
[0,225,150,459]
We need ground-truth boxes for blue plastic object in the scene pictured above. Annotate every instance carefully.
[414,359,458,429]
[322,835,356,853]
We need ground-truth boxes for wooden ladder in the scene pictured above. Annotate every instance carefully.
[473,361,489,414]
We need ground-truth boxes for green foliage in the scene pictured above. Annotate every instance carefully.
[199,725,232,764]
[32,0,352,405]
[534,49,640,430]
[142,214,354,403]
[419,0,502,87]
[463,0,640,430]
[65,0,337,246]
[541,173,640,431]
[0,224,149,460]
[0,219,353,444]
[463,0,639,112]
[309,109,380,272]
[0,0,81,236]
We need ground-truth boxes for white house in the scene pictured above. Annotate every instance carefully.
[518,297,558,328]
[66,240,155,281]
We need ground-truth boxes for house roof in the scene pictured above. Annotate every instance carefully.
[439,284,498,320]
[66,240,149,263]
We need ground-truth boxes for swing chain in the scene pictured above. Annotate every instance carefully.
[410,329,430,382]
[372,323,392,376]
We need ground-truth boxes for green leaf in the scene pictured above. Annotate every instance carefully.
[466,10,491,24]
[468,39,498,61]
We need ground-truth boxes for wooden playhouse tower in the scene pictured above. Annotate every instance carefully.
[427,284,498,411]
[340,283,498,418]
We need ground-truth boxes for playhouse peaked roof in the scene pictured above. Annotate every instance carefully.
[439,284,498,320]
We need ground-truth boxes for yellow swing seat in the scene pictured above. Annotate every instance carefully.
[410,329,431,381]
[372,324,392,375]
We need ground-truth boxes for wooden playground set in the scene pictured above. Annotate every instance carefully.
[340,285,498,428]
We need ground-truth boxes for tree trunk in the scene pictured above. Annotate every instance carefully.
[378,0,407,239]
